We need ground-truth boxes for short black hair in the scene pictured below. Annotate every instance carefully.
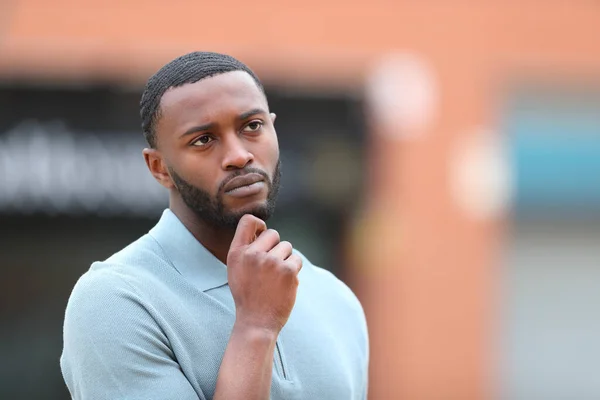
[140,51,264,148]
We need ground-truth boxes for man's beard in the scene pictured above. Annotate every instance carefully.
[169,160,281,229]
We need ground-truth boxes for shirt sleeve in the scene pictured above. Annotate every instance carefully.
[60,268,202,400]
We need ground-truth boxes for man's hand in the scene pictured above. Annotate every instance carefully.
[213,215,302,399]
[227,214,303,334]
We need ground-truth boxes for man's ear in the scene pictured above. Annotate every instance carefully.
[270,112,277,124]
[142,148,175,189]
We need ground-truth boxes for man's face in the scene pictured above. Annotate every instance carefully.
[151,71,281,228]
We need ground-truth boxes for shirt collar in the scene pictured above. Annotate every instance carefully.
[149,209,228,292]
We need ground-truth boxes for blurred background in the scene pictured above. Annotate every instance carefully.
[1,1,599,399]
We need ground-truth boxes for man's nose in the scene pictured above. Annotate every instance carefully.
[221,136,254,170]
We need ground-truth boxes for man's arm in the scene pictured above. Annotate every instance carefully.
[213,322,277,398]
[61,270,202,400]
[213,215,302,400]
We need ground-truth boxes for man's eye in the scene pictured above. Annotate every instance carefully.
[192,135,214,146]
[243,121,263,132]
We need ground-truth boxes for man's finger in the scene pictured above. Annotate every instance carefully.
[286,253,303,274]
[249,229,280,253]
[230,214,266,249]
[268,241,293,260]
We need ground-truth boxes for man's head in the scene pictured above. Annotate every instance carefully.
[140,52,281,229]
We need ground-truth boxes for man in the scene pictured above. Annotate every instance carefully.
[60,51,369,400]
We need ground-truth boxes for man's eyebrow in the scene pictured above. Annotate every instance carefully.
[180,122,214,138]
[179,108,266,138]
[239,108,267,120]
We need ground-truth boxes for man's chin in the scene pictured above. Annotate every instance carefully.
[226,205,272,223]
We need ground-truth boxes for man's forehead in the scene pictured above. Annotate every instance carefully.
[160,71,266,112]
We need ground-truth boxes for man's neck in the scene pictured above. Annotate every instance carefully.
[168,202,235,265]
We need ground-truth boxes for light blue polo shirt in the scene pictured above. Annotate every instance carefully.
[60,209,369,400]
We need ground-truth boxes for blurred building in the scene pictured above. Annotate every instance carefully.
[1,1,599,399]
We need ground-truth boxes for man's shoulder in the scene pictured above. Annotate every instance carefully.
[82,233,171,282]
[101,232,166,268]
[67,234,170,311]
[294,249,364,313]
[67,261,136,311]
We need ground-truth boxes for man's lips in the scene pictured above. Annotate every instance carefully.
[223,173,265,193]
